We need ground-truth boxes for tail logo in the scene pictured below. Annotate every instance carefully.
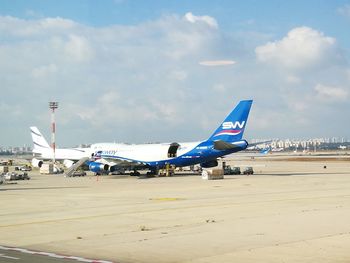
[214,121,245,137]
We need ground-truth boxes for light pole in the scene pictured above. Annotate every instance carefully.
[49,102,58,163]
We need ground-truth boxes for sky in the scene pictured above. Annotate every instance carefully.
[0,0,350,147]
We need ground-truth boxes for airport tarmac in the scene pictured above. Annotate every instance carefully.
[1,154,350,263]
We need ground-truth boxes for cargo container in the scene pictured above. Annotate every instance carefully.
[201,168,224,180]
[40,163,54,174]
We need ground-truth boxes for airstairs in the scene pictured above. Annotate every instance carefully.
[65,157,90,177]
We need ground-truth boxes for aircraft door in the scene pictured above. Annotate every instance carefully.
[168,143,180,158]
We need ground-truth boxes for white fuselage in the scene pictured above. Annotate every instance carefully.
[91,142,200,162]
[33,147,92,160]
[33,141,201,163]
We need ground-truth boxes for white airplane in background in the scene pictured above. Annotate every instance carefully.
[31,100,254,175]
[30,126,92,168]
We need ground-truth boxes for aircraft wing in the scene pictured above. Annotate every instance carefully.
[99,156,148,168]
[247,140,272,147]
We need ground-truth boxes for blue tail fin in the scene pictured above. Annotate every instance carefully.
[208,100,253,142]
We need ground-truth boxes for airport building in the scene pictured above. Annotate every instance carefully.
[250,137,349,151]
[0,146,32,155]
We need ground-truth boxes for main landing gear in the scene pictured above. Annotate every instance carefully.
[130,169,140,176]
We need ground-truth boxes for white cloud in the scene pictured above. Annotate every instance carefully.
[338,4,350,17]
[199,60,236,66]
[255,27,341,70]
[31,63,58,78]
[64,34,94,62]
[0,16,76,37]
[314,84,348,101]
[0,14,349,145]
[169,70,187,81]
[212,83,227,92]
[286,75,301,84]
[0,103,22,117]
[184,12,218,29]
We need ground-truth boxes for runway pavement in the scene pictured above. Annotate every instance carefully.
[1,154,350,263]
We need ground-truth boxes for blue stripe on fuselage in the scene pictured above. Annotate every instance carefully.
[99,140,247,169]
[148,140,248,168]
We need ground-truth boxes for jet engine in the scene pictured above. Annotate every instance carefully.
[31,158,43,168]
[200,159,218,168]
[88,162,109,173]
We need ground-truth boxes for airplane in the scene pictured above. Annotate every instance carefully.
[85,99,253,175]
[31,100,254,175]
[30,126,92,168]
